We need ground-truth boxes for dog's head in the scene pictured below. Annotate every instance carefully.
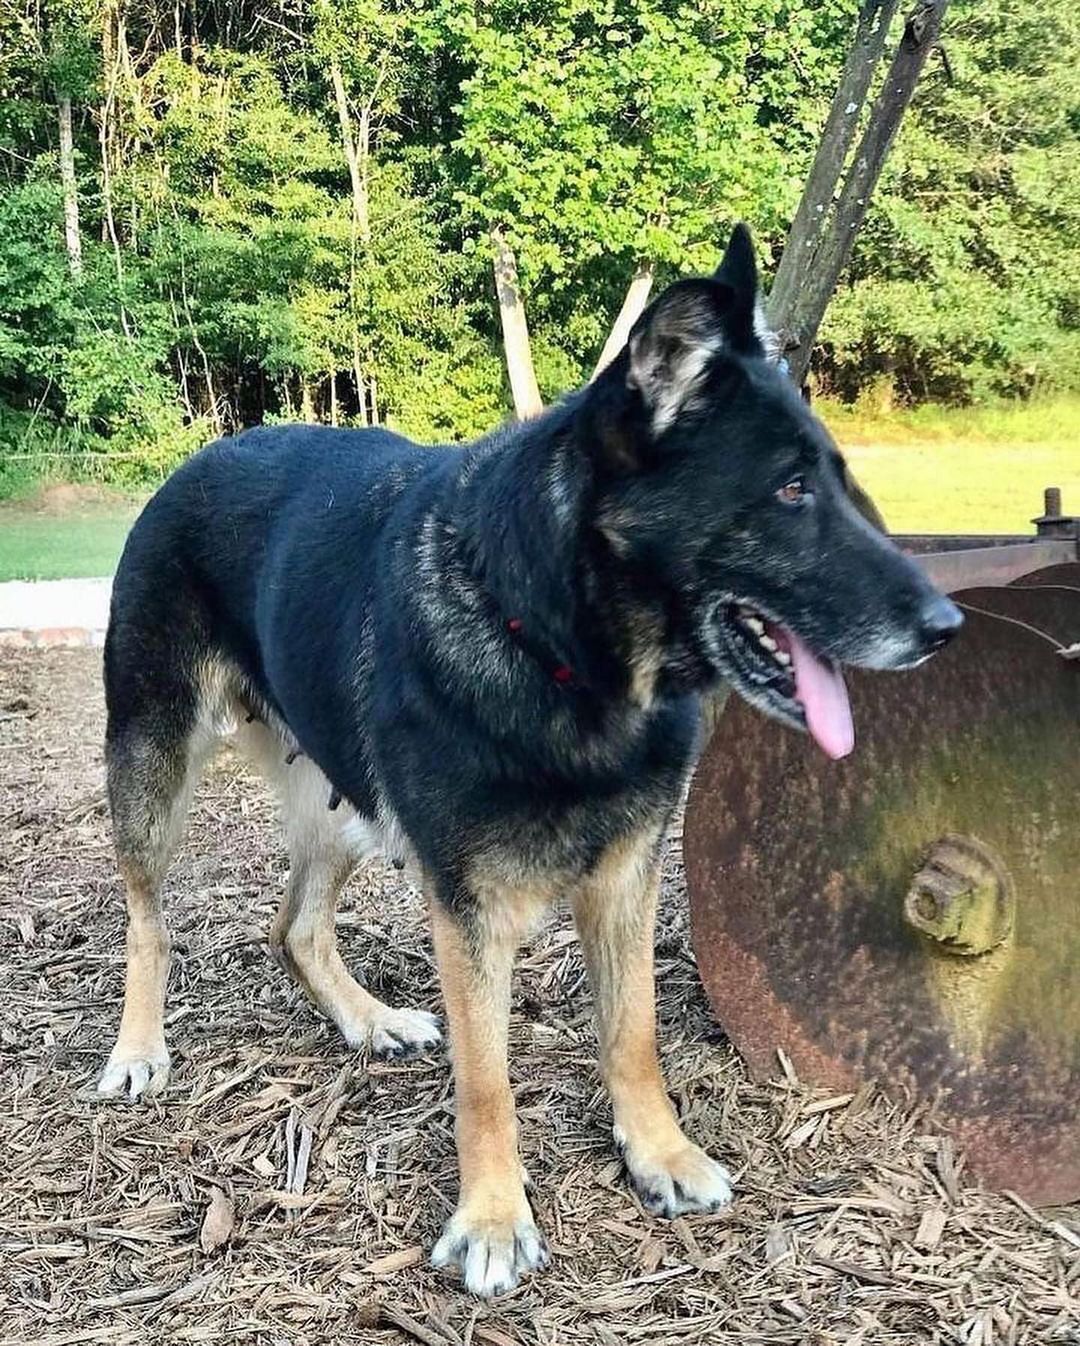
[587,224,962,758]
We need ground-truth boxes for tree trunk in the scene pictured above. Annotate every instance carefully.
[169,292,196,421]
[329,373,338,426]
[357,105,372,247]
[781,0,950,386]
[100,1,114,244]
[352,336,368,426]
[591,262,654,381]
[334,60,374,422]
[491,226,543,420]
[173,208,220,432]
[57,94,82,277]
[767,0,900,339]
[330,61,370,244]
[97,1,135,335]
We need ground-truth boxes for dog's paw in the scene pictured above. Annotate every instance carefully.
[97,1043,170,1101]
[616,1126,733,1218]
[431,1206,549,1297]
[368,1007,442,1060]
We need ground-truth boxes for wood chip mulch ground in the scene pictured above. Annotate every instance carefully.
[2,648,1078,1345]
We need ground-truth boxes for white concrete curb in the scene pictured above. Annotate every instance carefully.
[0,577,112,648]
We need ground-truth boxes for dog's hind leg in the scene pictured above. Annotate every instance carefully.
[236,722,441,1058]
[571,828,733,1219]
[98,663,221,1100]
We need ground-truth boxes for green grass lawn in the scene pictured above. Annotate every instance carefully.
[838,440,1080,535]
[822,395,1080,534]
[0,399,1076,579]
[0,490,144,580]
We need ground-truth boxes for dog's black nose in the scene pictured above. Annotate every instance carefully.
[919,594,964,651]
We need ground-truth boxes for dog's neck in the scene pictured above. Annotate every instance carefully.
[449,388,681,709]
[450,396,601,687]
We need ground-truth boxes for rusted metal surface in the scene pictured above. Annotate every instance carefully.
[899,533,1033,552]
[686,573,1080,1205]
[954,579,1080,649]
[904,538,1077,590]
[1032,485,1080,540]
[1009,561,1080,588]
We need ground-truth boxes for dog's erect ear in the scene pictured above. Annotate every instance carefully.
[626,225,779,435]
[627,279,730,434]
[715,222,779,362]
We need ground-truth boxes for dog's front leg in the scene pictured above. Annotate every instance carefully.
[427,890,549,1296]
[572,832,733,1218]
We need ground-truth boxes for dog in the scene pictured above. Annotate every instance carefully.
[97,224,961,1295]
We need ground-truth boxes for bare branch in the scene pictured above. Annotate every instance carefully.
[768,0,900,338]
[491,227,543,420]
[782,0,950,385]
[330,61,370,245]
[591,263,655,381]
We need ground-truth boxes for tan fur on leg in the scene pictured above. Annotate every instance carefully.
[572,829,732,1217]
[100,660,240,1099]
[97,863,171,1099]
[428,880,550,1296]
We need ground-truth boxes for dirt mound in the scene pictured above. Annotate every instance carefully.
[14,483,137,516]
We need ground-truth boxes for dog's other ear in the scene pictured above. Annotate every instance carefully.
[627,279,729,435]
[842,457,889,533]
[715,221,780,363]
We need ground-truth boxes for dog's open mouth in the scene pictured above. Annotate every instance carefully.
[723,603,855,760]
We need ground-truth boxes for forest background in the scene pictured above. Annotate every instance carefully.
[0,0,1077,501]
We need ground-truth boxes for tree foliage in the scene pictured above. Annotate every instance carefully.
[822,0,1080,402]
[0,0,1076,485]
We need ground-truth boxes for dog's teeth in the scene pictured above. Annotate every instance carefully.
[775,650,792,667]
[759,634,778,652]
[744,617,765,636]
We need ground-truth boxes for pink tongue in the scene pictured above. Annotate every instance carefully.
[778,627,854,760]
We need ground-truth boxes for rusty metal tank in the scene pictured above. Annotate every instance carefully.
[685,491,1080,1205]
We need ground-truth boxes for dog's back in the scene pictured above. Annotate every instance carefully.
[105,425,445,805]
[109,426,432,692]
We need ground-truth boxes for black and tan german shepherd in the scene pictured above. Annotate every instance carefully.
[98,226,961,1295]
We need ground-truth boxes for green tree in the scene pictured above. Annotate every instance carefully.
[821,0,1080,402]
[0,0,1077,494]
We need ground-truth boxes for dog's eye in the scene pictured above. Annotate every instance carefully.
[776,477,811,506]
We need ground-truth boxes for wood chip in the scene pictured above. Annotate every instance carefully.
[766,1223,795,1265]
[364,1245,424,1276]
[0,647,1071,1346]
[474,1328,526,1346]
[814,1254,895,1287]
[914,1206,948,1249]
[198,1186,234,1255]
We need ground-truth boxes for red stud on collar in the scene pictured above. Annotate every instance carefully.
[507,618,575,685]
